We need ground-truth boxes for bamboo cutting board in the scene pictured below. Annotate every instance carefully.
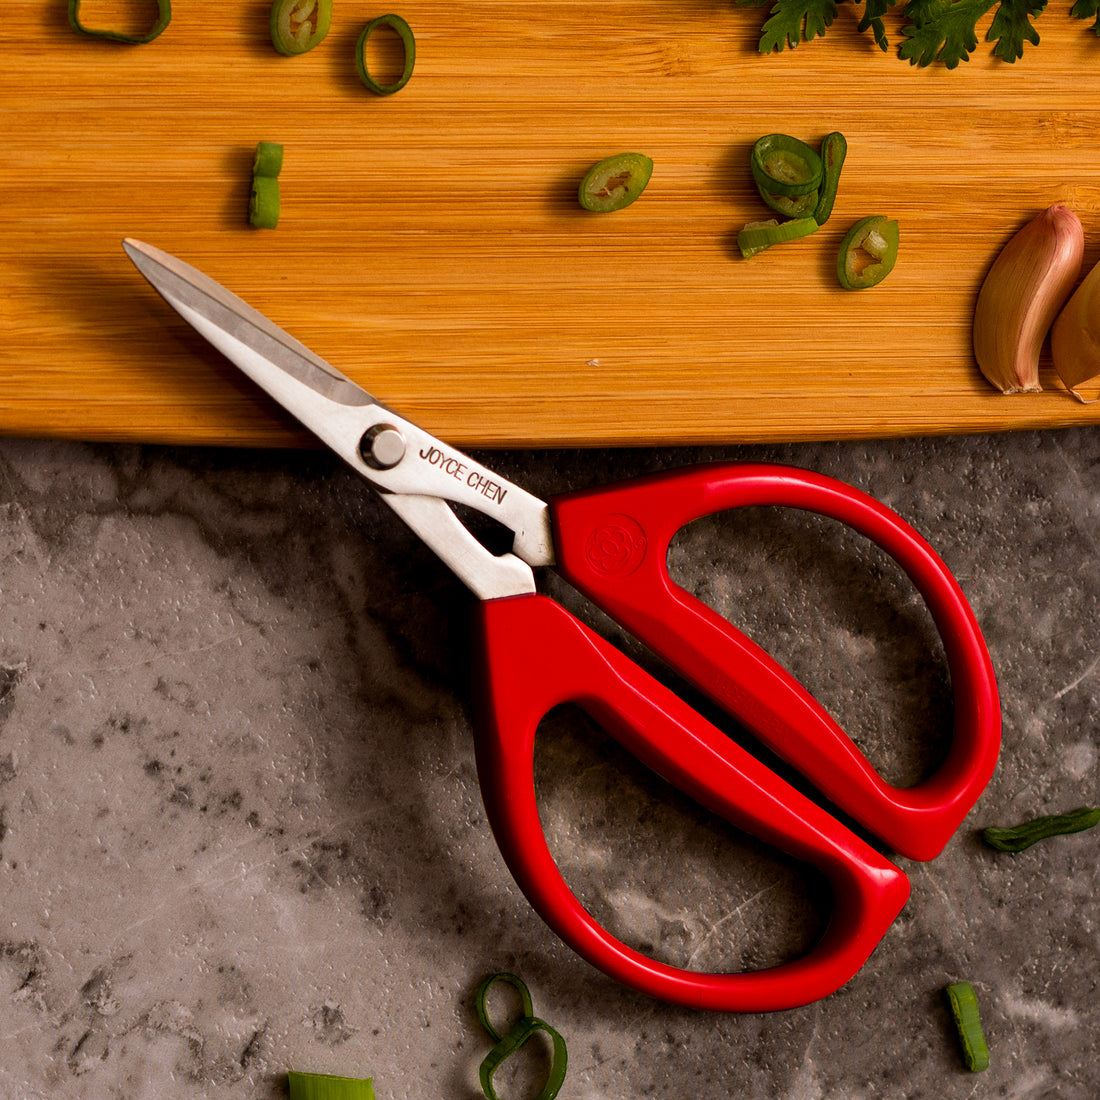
[5,0,1100,447]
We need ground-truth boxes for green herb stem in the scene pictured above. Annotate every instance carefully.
[982,806,1100,852]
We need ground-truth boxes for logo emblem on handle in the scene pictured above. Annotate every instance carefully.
[585,515,647,577]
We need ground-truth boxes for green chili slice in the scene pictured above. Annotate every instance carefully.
[578,153,653,213]
[253,141,284,179]
[68,0,171,43]
[813,131,847,226]
[356,14,416,95]
[249,175,281,229]
[758,187,819,220]
[270,0,332,56]
[475,973,567,1100]
[750,134,823,199]
[982,806,1100,852]
[737,216,819,258]
[945,982,990,1073]
[837,215,899,289]
[288,1071,376,1099]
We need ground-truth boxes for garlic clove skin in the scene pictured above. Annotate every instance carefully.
[973,204,1084,394]
[1051,255,1100,403]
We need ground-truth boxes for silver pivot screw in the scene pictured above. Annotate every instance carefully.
[360,424,407,470]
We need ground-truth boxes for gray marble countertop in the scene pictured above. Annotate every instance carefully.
[1,428,1097,1099]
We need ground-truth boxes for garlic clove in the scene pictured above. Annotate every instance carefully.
[1051,255,1100,403]
[972,204,1084,394]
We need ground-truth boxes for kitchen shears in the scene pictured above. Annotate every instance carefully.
[123,239,1001,1013]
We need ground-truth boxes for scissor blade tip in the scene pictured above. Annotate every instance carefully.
[122,238,158,272]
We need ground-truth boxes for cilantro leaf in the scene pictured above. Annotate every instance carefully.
[757,0,839,52]
[900,0,1048,65]
[1070,0,1100,31]
[858,0,895,49]
[899,0,992,66]
[988,0,1046,59]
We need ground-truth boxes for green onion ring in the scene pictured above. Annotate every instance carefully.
[355,14,416,96]
[68,0,171,43]
[750,133,823,199]
[475,973,567,1100]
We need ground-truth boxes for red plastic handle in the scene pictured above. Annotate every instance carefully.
[549,463,1001,862]
[472,594,910,1012]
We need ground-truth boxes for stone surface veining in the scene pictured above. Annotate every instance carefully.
[0,430,1097,1098]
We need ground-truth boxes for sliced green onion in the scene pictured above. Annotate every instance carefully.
[578,153,654,213]
[249,141,283,228]
[836,215,899,289]
[480,1016,568,1100]
[982,806,1100,852]
[249,175,281,229]
[68,0,171,43]
[356,14,416,95]
[288,1071,376,1099]
[945,982,990,1073]
[737,216,819,258]
[270,0,332,55]
[253,141,284,179]
[750,134,823,199]
[813,131,847,225]
[475,974,567,1100]
[476,972,535,1041]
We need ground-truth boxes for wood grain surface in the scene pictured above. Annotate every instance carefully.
[6,0,1100,447]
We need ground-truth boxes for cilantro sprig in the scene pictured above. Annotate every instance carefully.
[734,0,1099,66]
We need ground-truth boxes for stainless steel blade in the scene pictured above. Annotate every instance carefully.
[124,238,555,596]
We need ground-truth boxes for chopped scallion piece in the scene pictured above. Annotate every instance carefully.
[288,1071,376,1099]
[68,0,171,43]
[355,14,416,95]
[945,982,990,1073]
[249,141,284,229]
[253,141,285,179]
[250,175,281,229]
[737,215,819,258]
